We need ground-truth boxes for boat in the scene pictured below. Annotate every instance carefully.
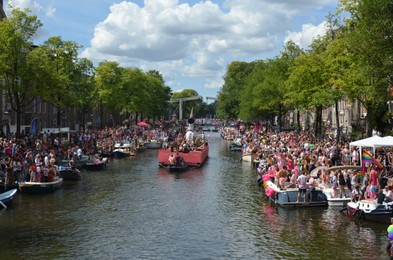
[167,164,189,173]
[320,165,362,207]
[346,199,393,224]
[58,155,89,168]
[58,166,82,180]
[241,153,253,162]
[229,138,243,152]
[144,140,162,149]
[0,181,19,193]
[322,187,351,207]
[113,142,134,158]
[19,177,63,194]
[158,142,209,168]
[0,188,17,208]
[264,180,328,207]
[85,157,108,171]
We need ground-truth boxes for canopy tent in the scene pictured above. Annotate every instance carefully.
[374,136,393,147]
[349,135,383,166]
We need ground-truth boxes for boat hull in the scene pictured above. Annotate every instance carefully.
[19,178,63,194]
[85,159,108,171]
[347,201,393,224]
[58,168,82,180]
[322,188,351,207]
[264,181,328,207]
[158,147,209,168]
[113,150,132,159]
[0,188,17,205]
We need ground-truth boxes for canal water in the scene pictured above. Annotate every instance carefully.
[0,132,390,259]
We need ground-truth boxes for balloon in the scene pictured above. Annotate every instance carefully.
[388,225,393,233]
[263,174,271,182]
[265,188,275,198]
[388,232,393,240]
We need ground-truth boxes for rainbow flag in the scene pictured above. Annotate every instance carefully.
[362,150,384,169]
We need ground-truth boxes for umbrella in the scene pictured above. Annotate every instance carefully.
[137,121,150,127]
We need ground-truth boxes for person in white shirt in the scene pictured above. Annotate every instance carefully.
[383,186,393,202]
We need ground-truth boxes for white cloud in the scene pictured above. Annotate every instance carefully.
[8,0,336,95]
[284,22,327,49]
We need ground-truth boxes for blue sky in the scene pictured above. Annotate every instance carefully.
[5,0,338,100]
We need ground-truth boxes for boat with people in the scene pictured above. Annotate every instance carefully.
[158,143,208,168]
[85,157,108,171]
[229,137,243,152]
[317,165,362,207]
[345,199,393,224]
[158,117,209,168]
[113,142,135,158]
[0,188,17,208]
[58,166,82,180]
[19,177,63,194]
[264,180,328,207]
[58,155,89,168]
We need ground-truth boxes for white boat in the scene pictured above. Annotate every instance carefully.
[19,177,63,194]
[242,153,252,162]
[322,187,351,207]
[113,142,134,158]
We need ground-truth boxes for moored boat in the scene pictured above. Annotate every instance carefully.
[58,166,82,180]
[113,142,134,158]
[264,180,328,207]
[346,199,393,224]
[19,177,63,194]
[0,188,17,207]
[322,187,351,207]
[85,157,108,171]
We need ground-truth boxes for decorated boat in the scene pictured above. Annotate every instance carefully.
[159,145,208,168]
[85,157,108,171]
[345,199,393,224]
[263,180,328,207]
[0,188,17,208]
[19,177,63,194]
[58,166,82,180]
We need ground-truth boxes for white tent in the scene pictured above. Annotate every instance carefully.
[349,135,383,151]
[349,135,383,166]
[374,136,393,147]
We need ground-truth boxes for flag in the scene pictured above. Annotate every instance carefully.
[362,150,384,169]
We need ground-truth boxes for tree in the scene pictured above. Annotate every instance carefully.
[0,7,43,136]
[337,0,393,136]
[217,61,255,119]
[39,36,83,128]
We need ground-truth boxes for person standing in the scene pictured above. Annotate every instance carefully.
[296,171,308,203]
[370,165,379,199]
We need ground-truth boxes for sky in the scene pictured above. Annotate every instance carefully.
[4,0,339,100]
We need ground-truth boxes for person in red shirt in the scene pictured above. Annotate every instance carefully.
[369,165,379,199]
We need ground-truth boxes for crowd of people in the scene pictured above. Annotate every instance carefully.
[0,123,184,186]
[222,124,393,203]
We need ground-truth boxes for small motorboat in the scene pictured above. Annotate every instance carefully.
[346,199,393,224]
[0,188,17,208]
[85,157,108,171]
[113,142,134,158]
[58,166,82,180]
[19,177,63,194]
